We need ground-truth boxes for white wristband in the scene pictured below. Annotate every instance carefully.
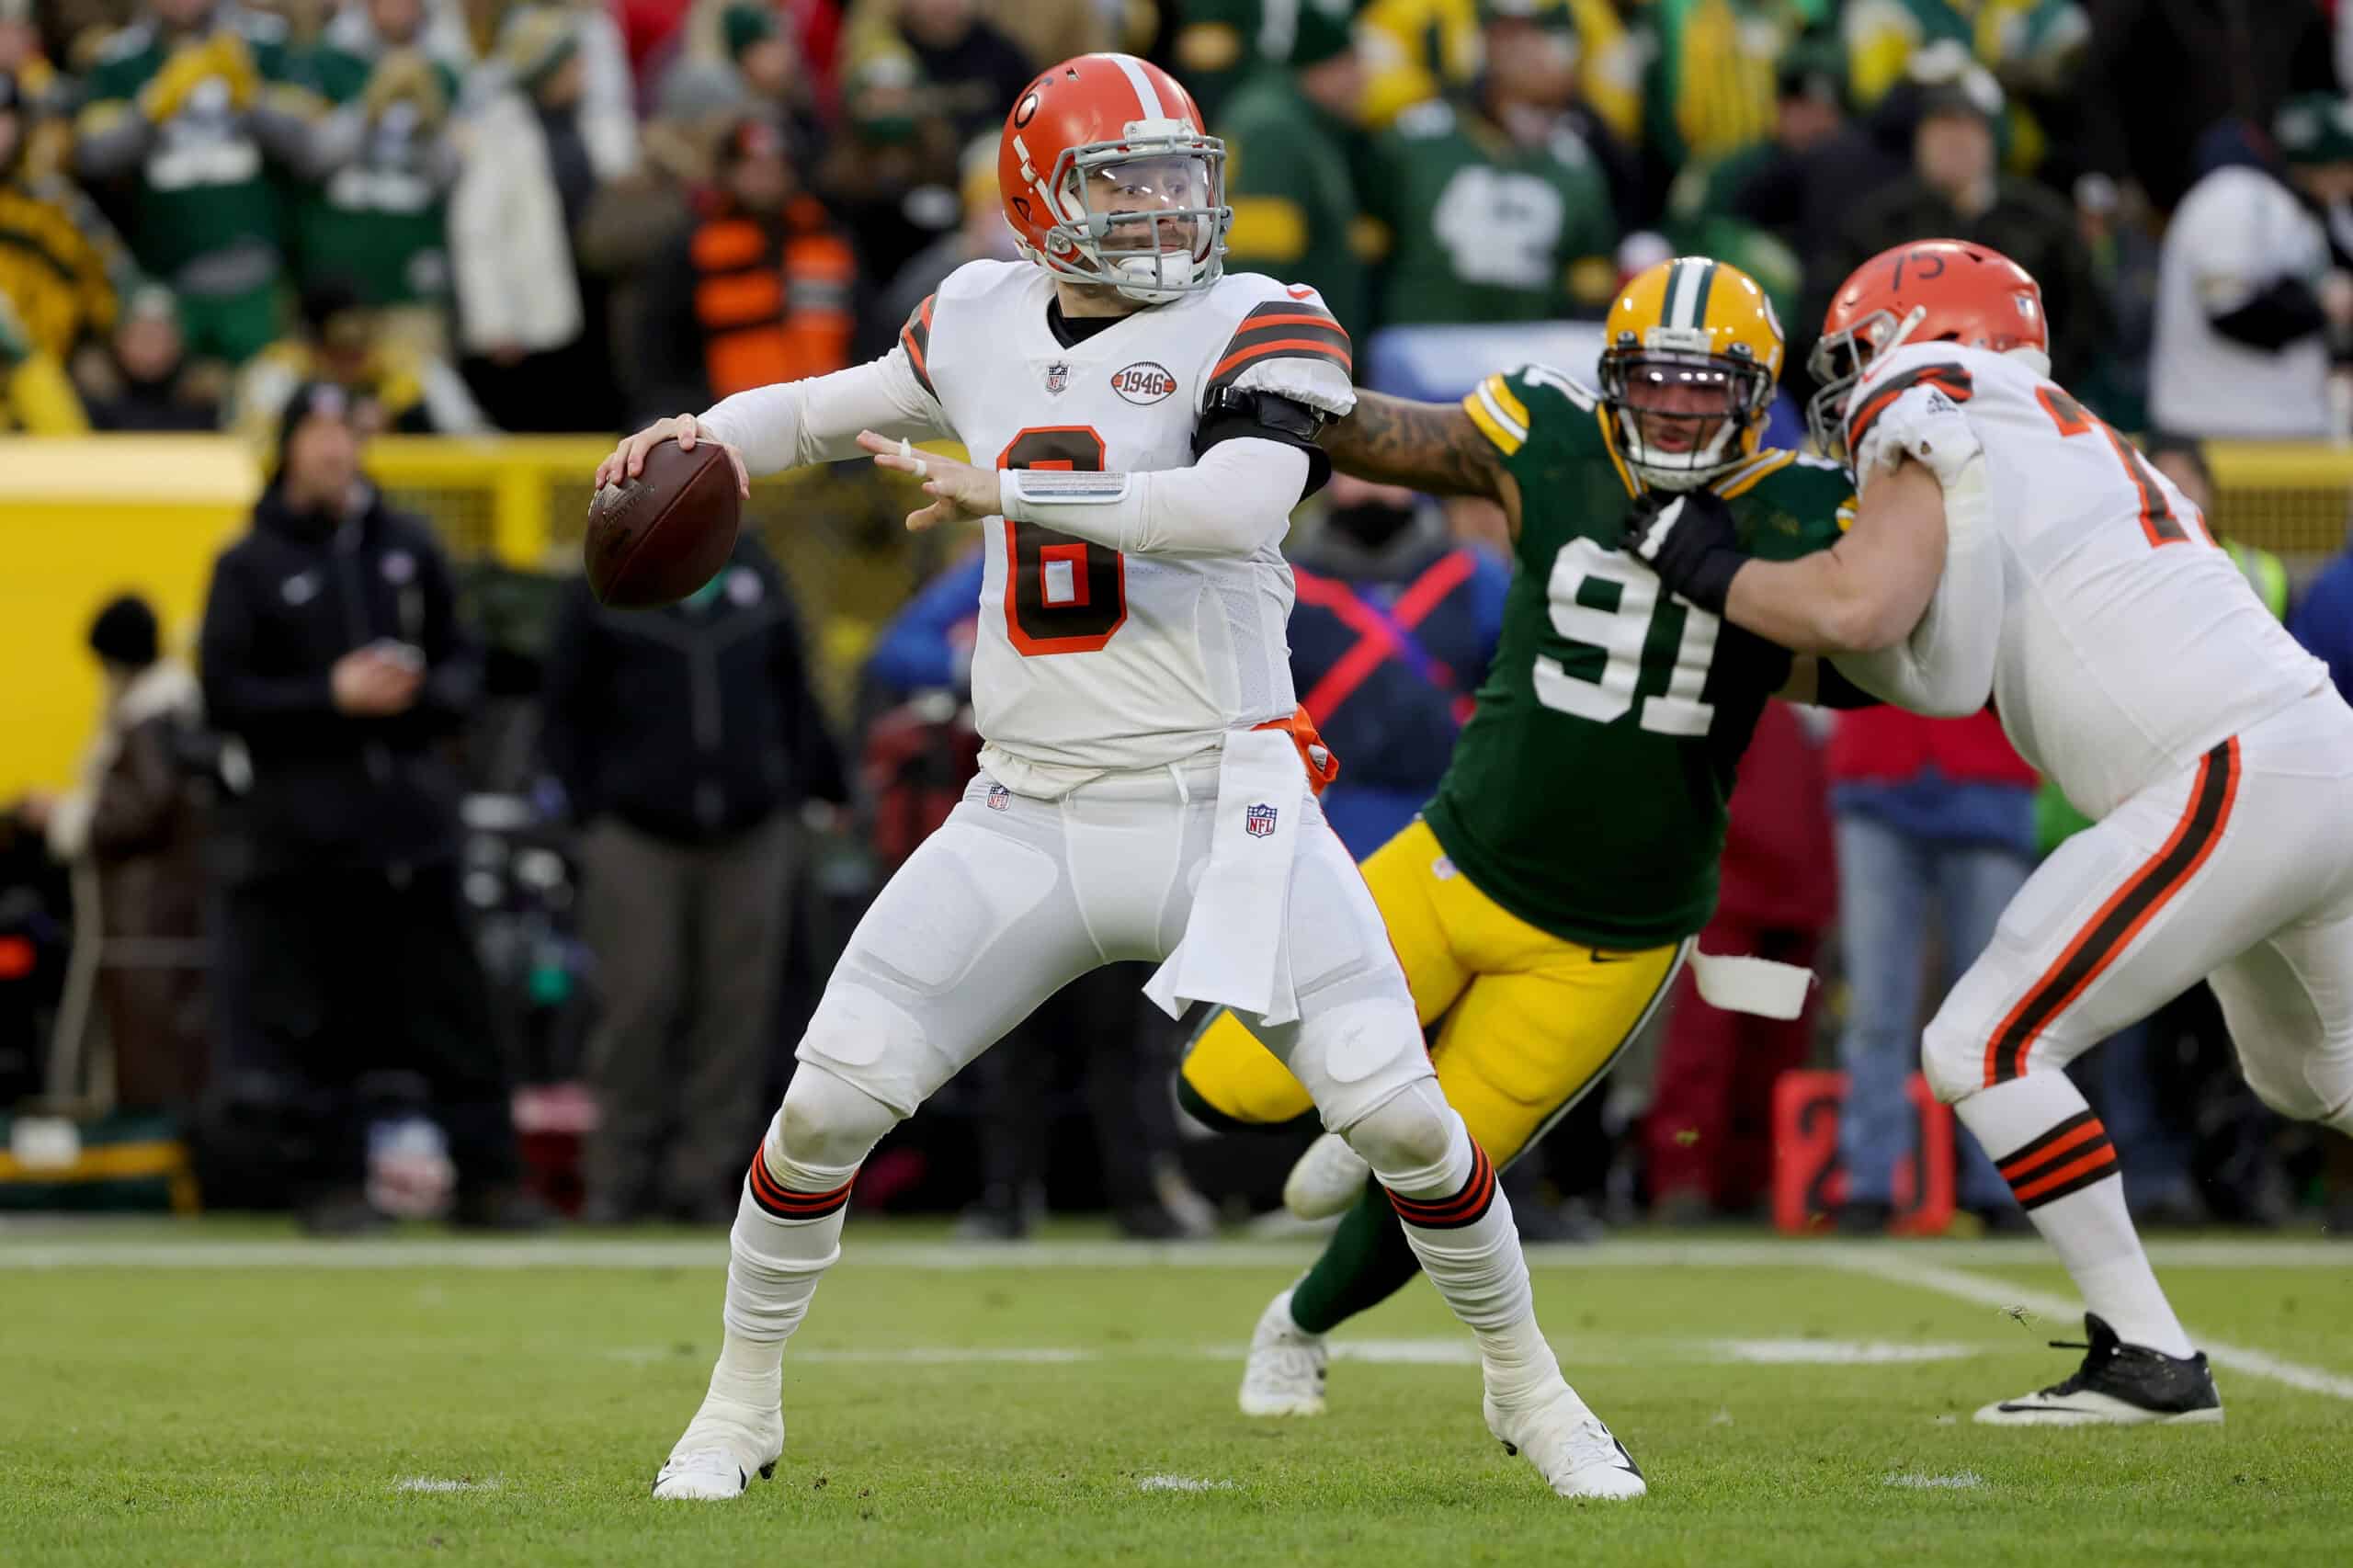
[1002,468,1134,517]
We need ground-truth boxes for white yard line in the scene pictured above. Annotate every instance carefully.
[4,1234,2349,1270]
[1832,1252,2353,1403]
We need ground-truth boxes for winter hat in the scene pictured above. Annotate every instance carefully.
[88,594,160,670]
[276,380,356,473]
[2277,93,2353,167]
[722,3,778,63]
[1284,0,1353,70]
[498,6,579,96]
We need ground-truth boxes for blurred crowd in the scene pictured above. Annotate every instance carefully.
[2,0,2352,440]
[7,0,2353,1235]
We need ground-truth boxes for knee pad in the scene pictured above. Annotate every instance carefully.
[776,1063,901,1174]
[1342,1077,1460,1179]
[795,980,945,1120]
[1281,993,1431,1131]
[1919,1009,1984,1106]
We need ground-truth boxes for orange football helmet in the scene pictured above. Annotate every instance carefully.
[1806,238,2049,461]
[997,53,1230,303]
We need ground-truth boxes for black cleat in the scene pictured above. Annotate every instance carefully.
[1975,1312,2223,1425]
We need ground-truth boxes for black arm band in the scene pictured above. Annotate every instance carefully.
[1196,389,1334,497]
[2210,277,2328,352]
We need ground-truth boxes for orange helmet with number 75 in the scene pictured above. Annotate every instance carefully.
[1806,239,2050,464]
[998,53,1231,305]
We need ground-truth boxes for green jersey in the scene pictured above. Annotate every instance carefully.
[79,16,306,279]
[1421,364,1853,948]
[1216,69,1371,343]
[294,49,460,305]
[1365,99,1620,331]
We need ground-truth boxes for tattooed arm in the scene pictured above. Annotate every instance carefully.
[1319,391,1522,535]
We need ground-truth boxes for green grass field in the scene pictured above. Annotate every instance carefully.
[6,1223,2350,1567]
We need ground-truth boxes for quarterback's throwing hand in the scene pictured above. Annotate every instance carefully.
[1622,488,1748,616]
[858,430,1004,532]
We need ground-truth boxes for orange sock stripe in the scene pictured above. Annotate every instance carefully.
[1997,1116,2107,1183]
[2008,1142,2120,1210]
[745,1150,854,1218]
[1387,1143,1497,1229]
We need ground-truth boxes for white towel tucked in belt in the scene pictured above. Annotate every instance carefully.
[1143,728,1306,1026]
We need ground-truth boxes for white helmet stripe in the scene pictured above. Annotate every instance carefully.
[1669,256,1709,331]
[1099,51,1168,121]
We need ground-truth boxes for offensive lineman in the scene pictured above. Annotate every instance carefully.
[1181,256,1870,1418]
[596,54,1645,1501]
[1631,238,2353,1424]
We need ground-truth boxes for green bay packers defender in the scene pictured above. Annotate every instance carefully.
[1180,256,1861,1415]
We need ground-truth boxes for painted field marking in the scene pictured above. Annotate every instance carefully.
[1832,1252,2353,1403]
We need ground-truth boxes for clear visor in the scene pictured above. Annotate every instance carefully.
[1065,153,1218,261]
[1604,353,1755,453]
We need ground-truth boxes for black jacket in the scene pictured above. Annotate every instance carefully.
[199,483,480,877]
[539,538,847,846]
[1818,175,2109,390]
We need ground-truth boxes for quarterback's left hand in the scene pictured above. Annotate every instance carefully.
[1621,488,1748,616]
[858,429,1002,532]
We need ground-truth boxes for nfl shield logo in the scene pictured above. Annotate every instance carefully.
[1245,802,1279,838]
[1044,361,1070,395]
[986,784,1010,812]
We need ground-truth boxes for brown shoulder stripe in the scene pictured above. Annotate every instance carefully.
[1846,361,1972,455]
[1208,301,1352,392]
[899,293,938,399]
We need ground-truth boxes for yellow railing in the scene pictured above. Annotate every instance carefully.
[2203,442,2353,562]
[4,431,2348,798]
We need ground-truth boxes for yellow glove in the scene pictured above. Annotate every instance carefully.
[136,42,218,123]
[363,51,446,126]
[207,30,260,112]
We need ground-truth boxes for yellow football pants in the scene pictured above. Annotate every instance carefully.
[1181,818,1688,1165]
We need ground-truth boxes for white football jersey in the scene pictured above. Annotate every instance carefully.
[1853,341,2328,819]
[892,259,1355,795]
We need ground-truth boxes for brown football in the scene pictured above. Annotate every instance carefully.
[584,437,742,608]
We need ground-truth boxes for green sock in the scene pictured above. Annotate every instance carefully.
[1288,1178,1423,1335]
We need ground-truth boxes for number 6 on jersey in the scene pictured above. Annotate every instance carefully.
[999,426,1127,655]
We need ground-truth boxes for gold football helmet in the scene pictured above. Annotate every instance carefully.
[1598,256,1785,491]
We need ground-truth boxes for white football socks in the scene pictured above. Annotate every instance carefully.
[1955,1074,2195,1358]
[705,1128,858,1411]
[1370,1112,1563,1404]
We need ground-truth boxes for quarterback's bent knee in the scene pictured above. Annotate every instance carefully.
[778,1064,901,1171]
[1918,1013,1984,1106]
[1342,1078,1457,1176]
[1283,994,1431,1132]
[794,979,942,1121]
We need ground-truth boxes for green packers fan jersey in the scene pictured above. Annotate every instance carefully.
[1364,99,1620,329]
[1419,364,1853,949]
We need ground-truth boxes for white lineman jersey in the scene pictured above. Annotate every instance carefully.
[891,259,1356,795]
[1850,341,2329,820]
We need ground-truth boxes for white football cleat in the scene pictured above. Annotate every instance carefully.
[650,1395,784,1500]
[1238,1287,1327,1417]
[1483,1383,1647,1500]
[1283,1132,1371,1221]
